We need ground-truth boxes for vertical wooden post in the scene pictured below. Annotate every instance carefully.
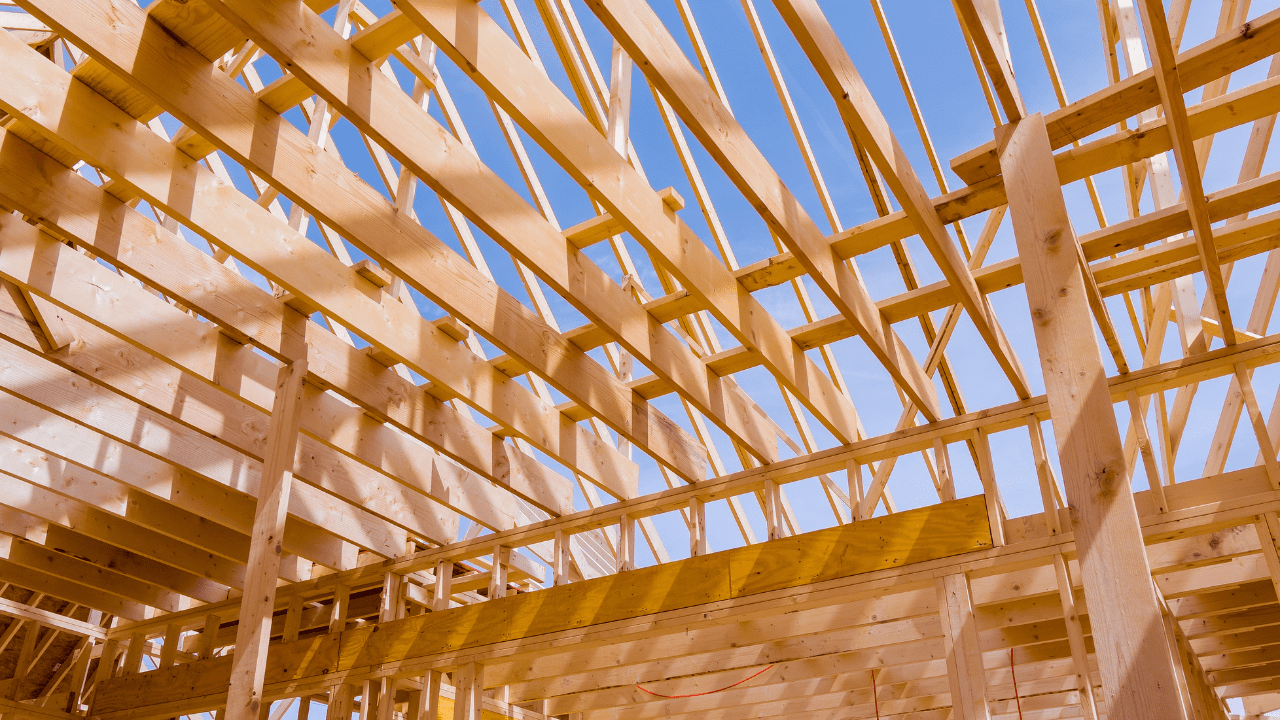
[325,684,353,720]
[1053,555,1098,720]
[616,517,635,572]
[200,614,222,659]
[423,670,443,720]
[432,561,452,612]
[159,623,181,668]
[971,428,1005,546]
[330,581,351,633]
[1026,415,1062,535]
[553,530,569,586]
[93,638,119,687]
[932,437,956,501]
[998,114,1187,720]
[283,596,304,642]
[226,357,309,720]
[762,480,782,540]
[489,546,509,598]
[846,459,863,521]
[935,573,989,720]
[689,497,708,556]
[122,631,145,676]
[1126,390,1167,513]
[452,662,484,720]
[374,677,396,720]
[380,572,404,621]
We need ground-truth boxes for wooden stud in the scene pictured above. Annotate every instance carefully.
[122,631,145,677]
[158,622,180,668]
[283,596,303,643]
[1126,389,1168,513]
[1054,554,1098,720]
[227,357,309,720]
[846,459,863,522]
[379,571,404,622]
[452,662,483,720]
[971,428,1005,547]
[329,582,351,634]
[688,498,708,557]
[1026,415,1063,535]
[932,437,956,502]
[489,546,510,599]
[615,517,635,573]
[325,684,353,720]
[432,561,452,612]
[200,614,221,660]
[935,573,989,719]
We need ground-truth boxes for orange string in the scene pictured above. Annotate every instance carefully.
[1010,648,1024,720]
[871,669,881,719]
[636,665,774,699]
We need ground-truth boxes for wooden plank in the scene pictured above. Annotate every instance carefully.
[227,358,308,720]
[0,597,104,640]
[0,219,460,547]
[997,113,1186,719]
[953,0,1026,122]
[935,573,989,720]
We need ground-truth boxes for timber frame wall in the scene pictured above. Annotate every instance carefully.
[1,0,1280,718]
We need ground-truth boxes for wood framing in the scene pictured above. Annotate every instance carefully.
[0,0,1278,717]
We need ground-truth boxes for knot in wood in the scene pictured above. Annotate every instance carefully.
[1089,461,1121,498]
[1041,228,1063,252]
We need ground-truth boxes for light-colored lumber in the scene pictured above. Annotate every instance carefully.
[226,358,308,720]
[997,112,1186,719]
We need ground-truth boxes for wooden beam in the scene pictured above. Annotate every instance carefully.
[1134,0,1236,346]
[582,0,942,421]
[0,597,105,640]
[226,357,308,720]
[953,0,1026,122]
[996,113,1186,719]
